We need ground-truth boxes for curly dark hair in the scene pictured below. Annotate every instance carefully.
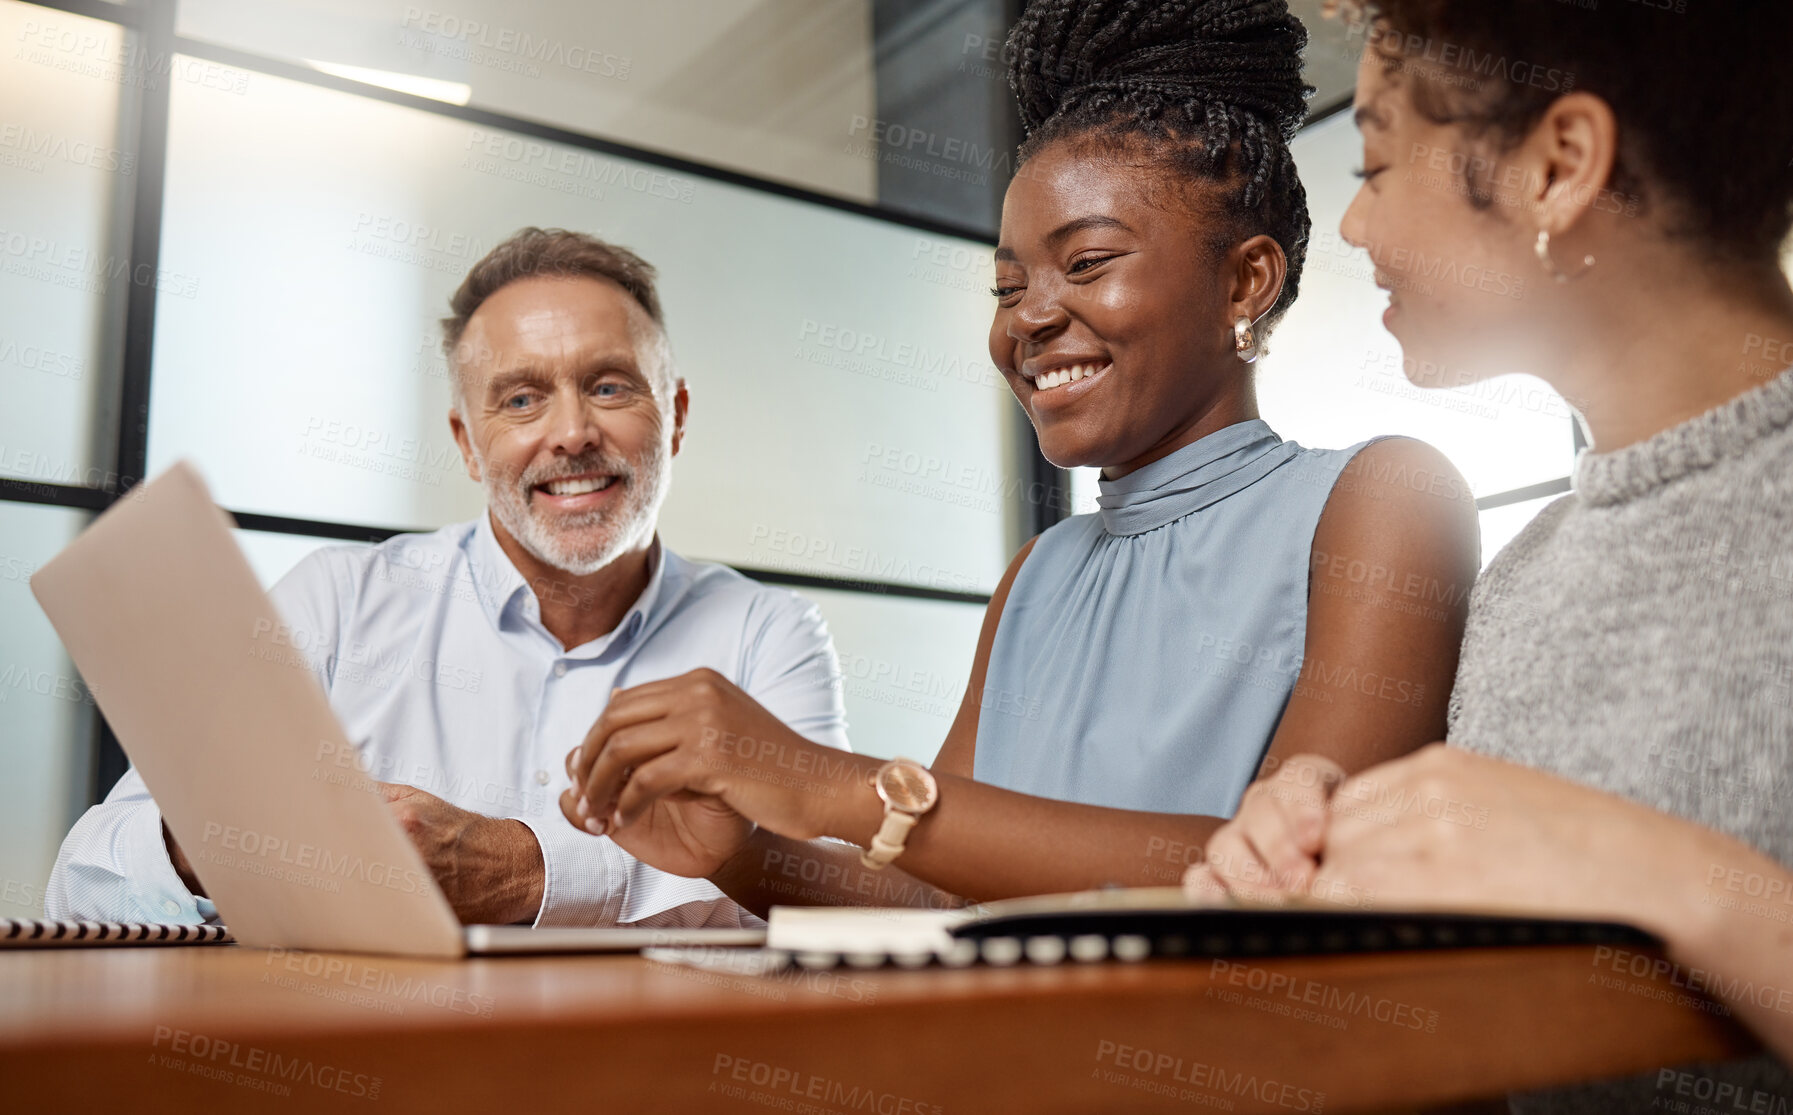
[1336,0,1793,263]
[1006,0,1314,328]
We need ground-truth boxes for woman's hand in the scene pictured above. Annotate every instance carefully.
[559,669,872,876]
[1258,744,1714,936]
[1188,745,1724,930]
[1184,753,1346,904]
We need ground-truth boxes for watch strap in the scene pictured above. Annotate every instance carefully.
[860,809,920,869]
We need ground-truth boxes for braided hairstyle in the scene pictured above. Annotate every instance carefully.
[1007,0,1313,328]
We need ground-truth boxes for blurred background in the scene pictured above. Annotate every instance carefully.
[0,0,1583,916]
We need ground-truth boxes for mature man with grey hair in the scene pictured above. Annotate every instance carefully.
[47,227,849,928]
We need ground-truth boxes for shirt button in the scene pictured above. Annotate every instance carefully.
[534,770,550,786]
[162,899,181,916]
[553,662,567,678]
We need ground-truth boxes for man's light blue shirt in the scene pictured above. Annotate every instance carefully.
[45,515,849,927]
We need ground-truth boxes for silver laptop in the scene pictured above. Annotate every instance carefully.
[30,461,763,957]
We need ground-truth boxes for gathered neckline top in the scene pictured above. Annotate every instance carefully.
[1096,420,1300,536]
[974,419,1380,817]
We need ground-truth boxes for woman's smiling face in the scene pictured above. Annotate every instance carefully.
[989,140,1257,475]
[1340,51,1553,389]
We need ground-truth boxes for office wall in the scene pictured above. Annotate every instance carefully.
[0,0,1016,913]
[175,0,881,204]
[0,503,93,920]
[0,2,132,487]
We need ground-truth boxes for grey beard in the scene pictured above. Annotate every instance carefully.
[476,443,669,576]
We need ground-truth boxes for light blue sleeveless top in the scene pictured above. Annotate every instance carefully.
[973,419,1377,817]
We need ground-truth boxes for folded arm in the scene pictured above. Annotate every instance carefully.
[44,766,215,924]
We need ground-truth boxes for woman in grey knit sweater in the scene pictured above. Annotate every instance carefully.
[1187,0,1793,1103]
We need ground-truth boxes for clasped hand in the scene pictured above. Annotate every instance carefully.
[559,669,866,878]
[1184,744,1699,937]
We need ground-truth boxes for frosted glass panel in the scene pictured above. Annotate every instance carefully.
[176,0,878,203]
[799,586,985,766]
[0,502,95,917]
[0,0,135,486]
[234,528,367,589]
[148,64,1017,592]
[1257,112,1576,499]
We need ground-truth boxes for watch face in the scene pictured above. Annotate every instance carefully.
[877,761,938,813]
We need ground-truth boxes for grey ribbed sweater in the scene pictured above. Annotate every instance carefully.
[1449,365,1793,1111]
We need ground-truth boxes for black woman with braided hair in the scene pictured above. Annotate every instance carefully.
[556,0,1478,911]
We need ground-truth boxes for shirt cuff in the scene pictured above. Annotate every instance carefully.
[517,813,623,927]
[516,813,751,927]
[121,804,208,924]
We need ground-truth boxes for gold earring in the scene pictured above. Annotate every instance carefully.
[1535,229,1595,283]
[1233,316,1260,364]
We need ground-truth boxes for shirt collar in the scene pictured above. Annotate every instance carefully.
[467,513,668,657]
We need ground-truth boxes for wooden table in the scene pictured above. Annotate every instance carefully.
[0,942,1757,1113]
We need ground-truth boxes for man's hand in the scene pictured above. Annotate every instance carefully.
[380,783,544,925]
[559,669,873,878]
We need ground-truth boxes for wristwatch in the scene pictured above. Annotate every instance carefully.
[860,758,939,869]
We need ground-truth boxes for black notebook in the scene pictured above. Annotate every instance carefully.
[0,918,235,948]
[644,887,1655,974]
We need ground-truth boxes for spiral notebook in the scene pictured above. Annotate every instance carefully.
[644,887,1656,974]
[1,918,235,947]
